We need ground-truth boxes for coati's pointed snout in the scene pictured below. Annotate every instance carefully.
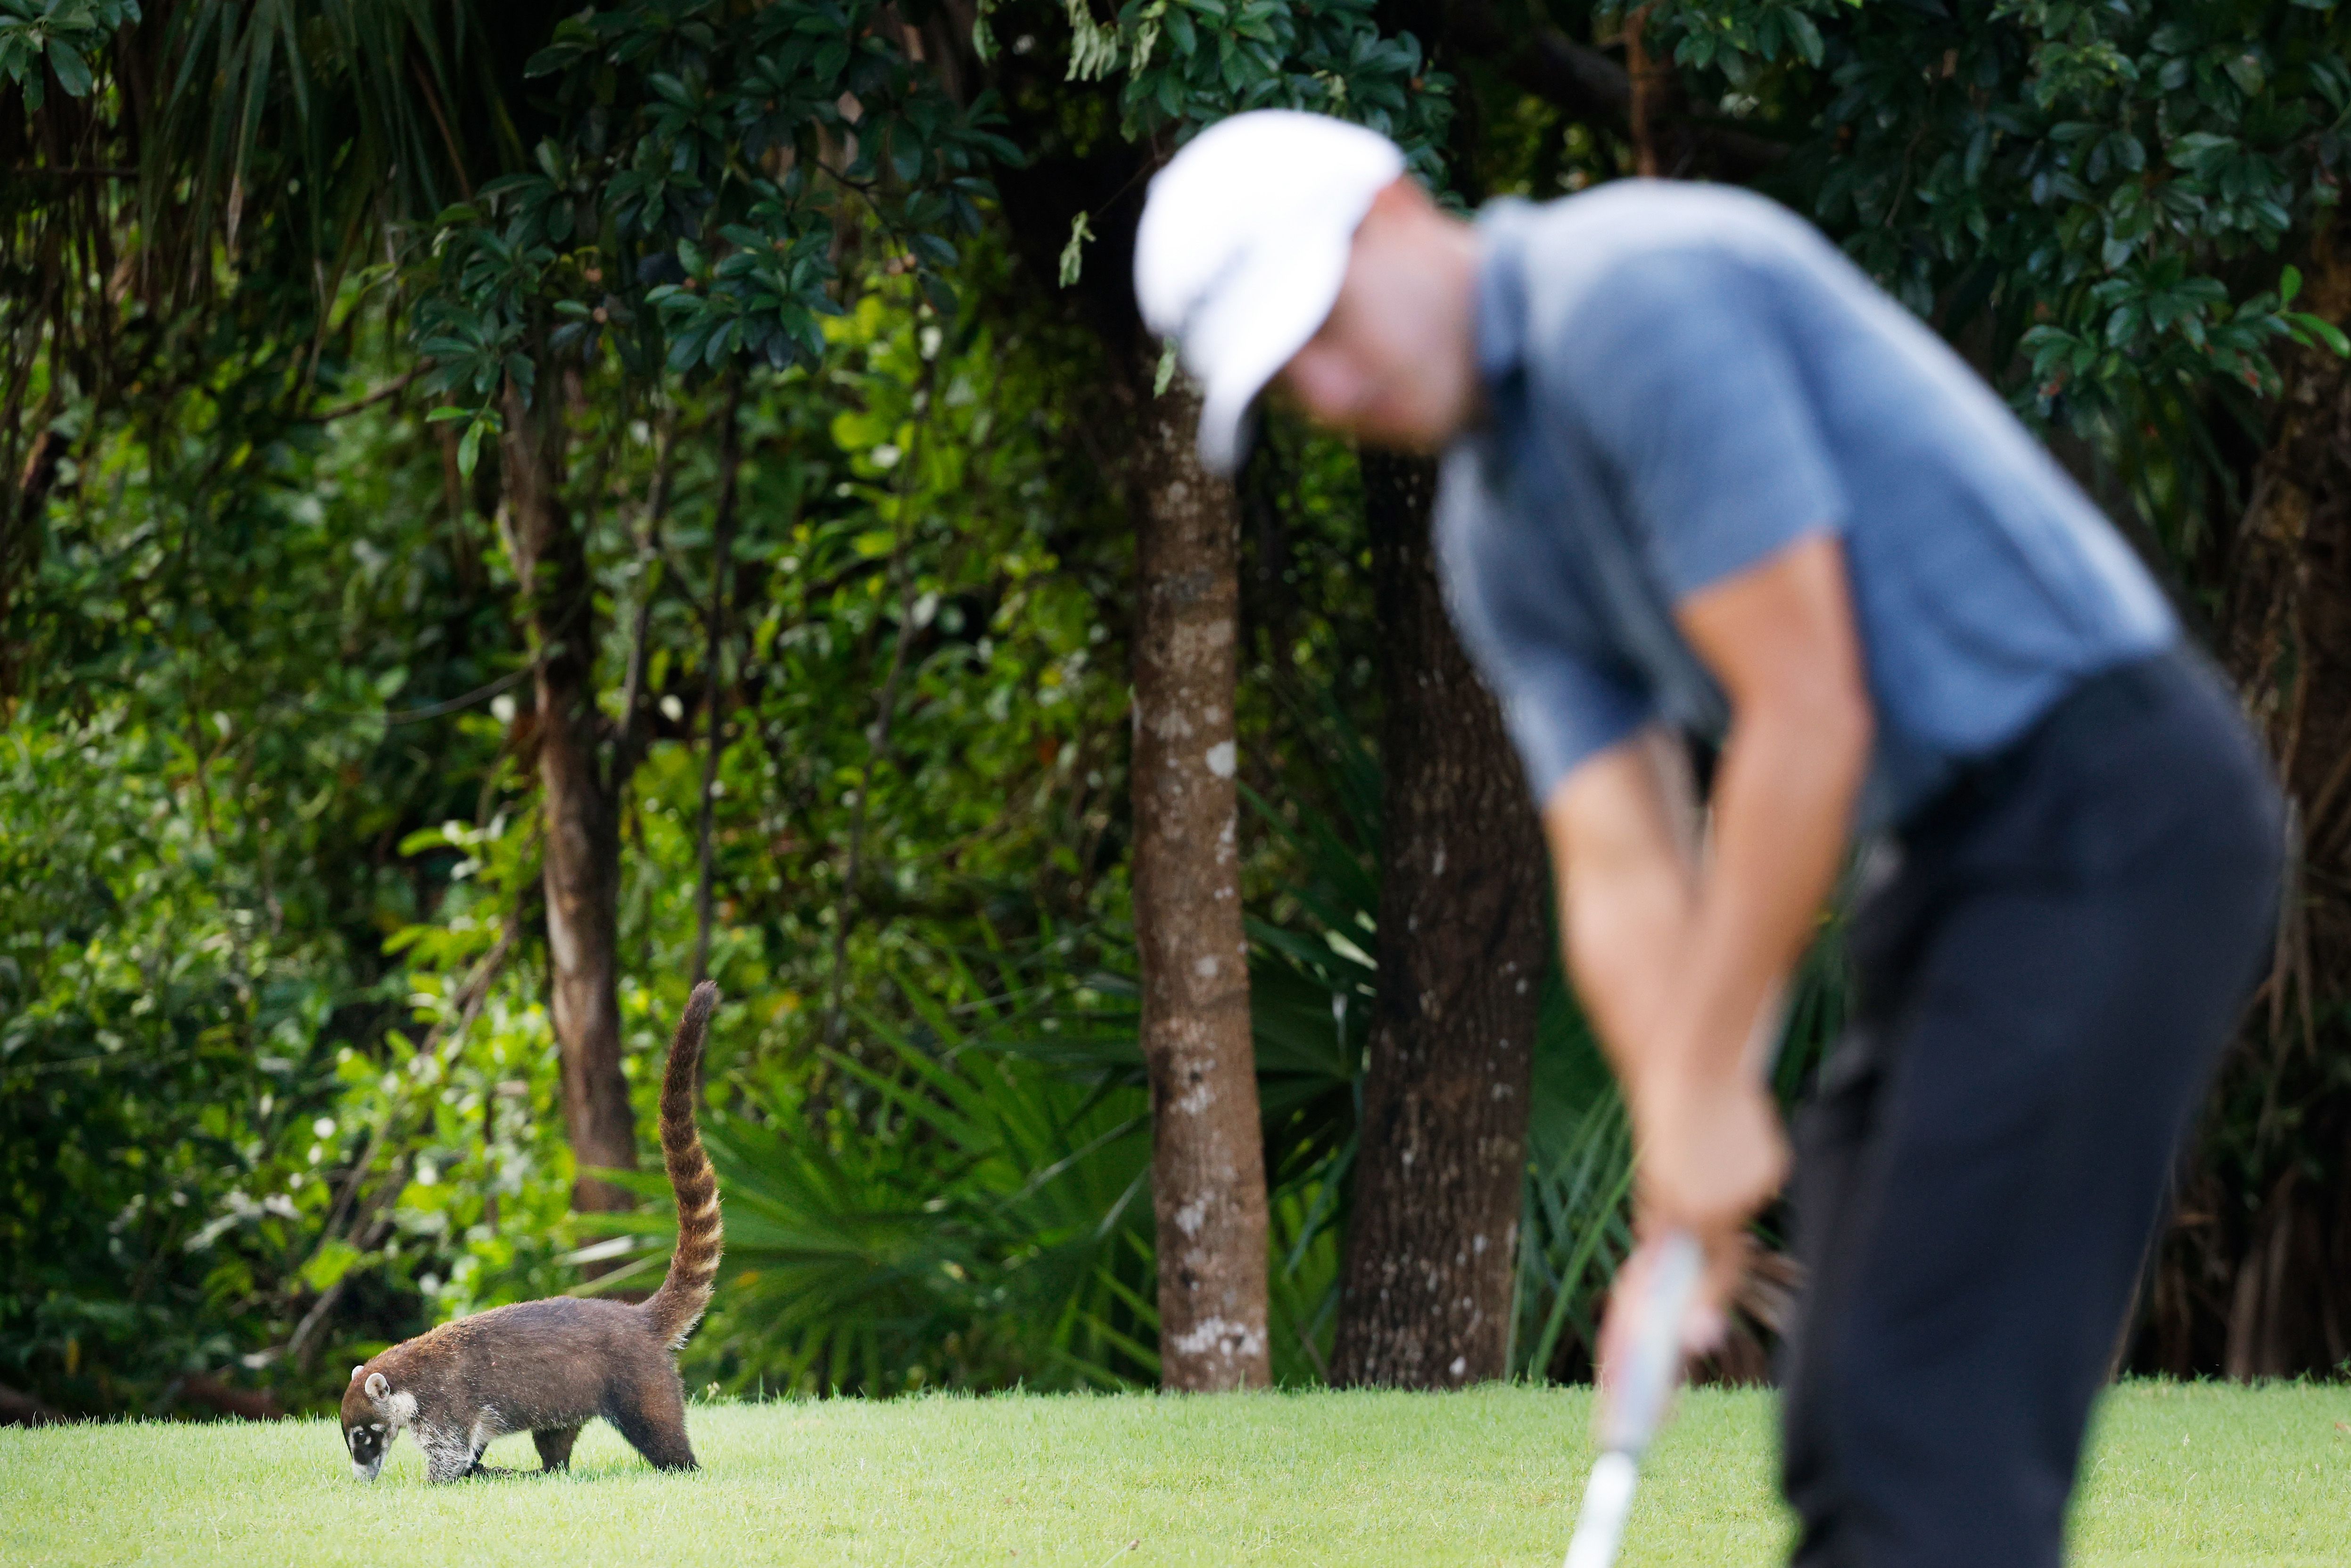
[343,1415,390,1478]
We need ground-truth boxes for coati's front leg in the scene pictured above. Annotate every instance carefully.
[418,1425,480,1484]
[533,1425,582,1472]
[421,1411,512,1482]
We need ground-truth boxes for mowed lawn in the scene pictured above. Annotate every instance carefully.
[5,1381,2349,1567]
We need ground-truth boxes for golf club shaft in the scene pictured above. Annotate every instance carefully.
[1561,1229,1706,1568]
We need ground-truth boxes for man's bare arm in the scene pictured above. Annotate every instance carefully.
[1546,531,1872,1242]
[1662,532,1870,1102]
[1545,727,1701,1087]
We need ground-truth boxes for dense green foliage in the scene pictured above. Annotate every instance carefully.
[0,242,1166,1406]
[2,291,509,1406]
[1710,0,2351,547]
[414,0,1014,471]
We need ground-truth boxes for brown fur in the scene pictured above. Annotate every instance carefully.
[339,982,724,1482]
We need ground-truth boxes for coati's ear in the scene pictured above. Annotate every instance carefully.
[364,1372,389,1401]
[350,1364,364,1383]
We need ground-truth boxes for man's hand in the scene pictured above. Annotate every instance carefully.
[1636,1068,1790,1244]
[1586,1060,1789,1387]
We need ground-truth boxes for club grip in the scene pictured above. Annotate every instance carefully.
[1599,1230,1704,1455]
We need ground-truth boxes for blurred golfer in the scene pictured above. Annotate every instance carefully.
[1133,111,2283,1568]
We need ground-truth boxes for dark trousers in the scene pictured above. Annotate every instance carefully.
[1780,649,2283,1568]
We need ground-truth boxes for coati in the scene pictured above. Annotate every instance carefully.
[340,981,724,1482]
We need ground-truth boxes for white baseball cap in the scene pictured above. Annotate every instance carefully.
[1134,110,1407,475]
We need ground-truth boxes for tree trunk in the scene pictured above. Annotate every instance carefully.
[1130,370,1272,1391]
[500,385,638,1217]
[0,423,66,700]
[1329,452,1551,1387]
[2149,226,2351,1378]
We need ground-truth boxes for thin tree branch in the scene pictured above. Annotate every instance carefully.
[693,374,747,985]
[284,1169,411,1372]
[1437,0,1787,179]
[1625,6,1663,180]
[2,164,139,179]
[381,662,535,724]
[308,905,525,1263]
[294,365,424,423]
[2304,733,2351,858]
[825,347,943,1044]
[613,407,683,780]
[410,57,475,203]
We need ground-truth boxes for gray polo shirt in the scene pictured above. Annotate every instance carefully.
[1433,182,2178,830]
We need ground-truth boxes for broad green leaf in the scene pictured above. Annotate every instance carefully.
[46,37,91,98]
[1787,12,1823,68]
[2292,312,2351,357]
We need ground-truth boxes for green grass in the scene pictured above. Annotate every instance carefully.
[5,1382,2349,1566]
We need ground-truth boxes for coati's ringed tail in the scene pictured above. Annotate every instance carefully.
[338,981,724,1482]
[645,979,724,1348]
